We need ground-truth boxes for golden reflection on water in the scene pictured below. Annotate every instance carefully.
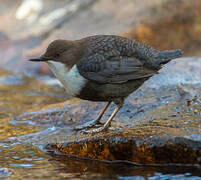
[0,70,67,139]
[0,69,78,179]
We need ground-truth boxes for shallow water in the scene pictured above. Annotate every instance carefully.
[0,143,201,179]
[0,69,201,179]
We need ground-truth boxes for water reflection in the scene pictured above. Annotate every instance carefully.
[41,154,201,179]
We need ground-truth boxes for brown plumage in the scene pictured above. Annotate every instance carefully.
[29,35,183,133]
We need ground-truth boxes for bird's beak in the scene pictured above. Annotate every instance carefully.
[29,57,47,62]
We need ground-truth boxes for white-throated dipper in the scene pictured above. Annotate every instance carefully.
[29,35,182,133]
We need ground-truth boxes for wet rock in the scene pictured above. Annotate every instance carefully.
[177,84,200,106]
[42,94,201,165]
[11,57,201,165]
[0,168,12,178]
[45,136,201,165]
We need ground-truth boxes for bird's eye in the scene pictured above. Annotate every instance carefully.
[56,53,60,57]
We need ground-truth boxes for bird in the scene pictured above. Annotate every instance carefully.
[29,35,182,133]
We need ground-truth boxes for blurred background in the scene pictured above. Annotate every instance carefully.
[0,0,201,76]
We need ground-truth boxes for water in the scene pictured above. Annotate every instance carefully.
[0,142,201,179]
[0,70,200,179]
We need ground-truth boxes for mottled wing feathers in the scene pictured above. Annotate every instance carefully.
[77,35,157,84]
[77,55,156,84]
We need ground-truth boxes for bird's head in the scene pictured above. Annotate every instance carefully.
[29,39,86,69]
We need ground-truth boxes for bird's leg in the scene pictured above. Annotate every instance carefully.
[82,103,123,134]
[101,103,122,130]
[74,101,111,131]
[96,101,112,123]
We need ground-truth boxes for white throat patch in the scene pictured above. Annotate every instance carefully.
[47,61,87,96]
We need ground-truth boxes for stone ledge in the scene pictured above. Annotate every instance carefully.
[45,135,201,165]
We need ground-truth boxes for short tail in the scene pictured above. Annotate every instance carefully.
[158,49,183,64]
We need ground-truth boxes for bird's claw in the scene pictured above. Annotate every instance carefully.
[80,126,108,134]
[73,120,103,131]
[79,122,111,134]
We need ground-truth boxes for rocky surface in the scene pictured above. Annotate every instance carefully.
[8,57,200,165]
[43,88,201,165]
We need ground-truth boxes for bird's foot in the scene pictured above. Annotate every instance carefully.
[73,119,103,131]
[79,122,111,134]
[80,126,107,134]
